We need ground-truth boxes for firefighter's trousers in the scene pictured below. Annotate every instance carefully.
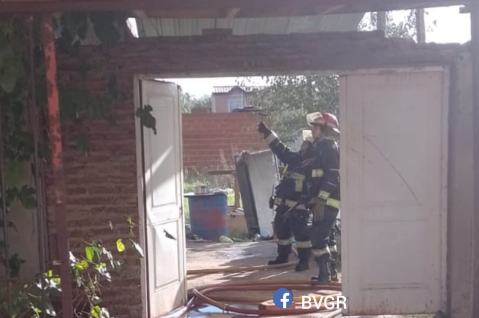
[273,205,311,262]
[311,206,339,262]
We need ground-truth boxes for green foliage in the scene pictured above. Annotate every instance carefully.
[58,75,118,123]
[180,92,192,113]
[116,239,125,252]
[1,219,144,318]
[0,18,38,281]
[242,11,435,145]
[3,271,59,318]
[0,19,24,95]
[358,10,436,40]
[55,12,128,53]
[180,92,212,113]
[244,75,339,144]
[0,13,132,318]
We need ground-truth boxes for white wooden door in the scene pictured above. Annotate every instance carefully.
[137,80,186,317]
[340,69,448,315]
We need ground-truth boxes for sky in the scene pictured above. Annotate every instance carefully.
[129,5,471,97]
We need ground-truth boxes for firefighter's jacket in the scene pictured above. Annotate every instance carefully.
[264,131,340,211]
[309,137,340,210]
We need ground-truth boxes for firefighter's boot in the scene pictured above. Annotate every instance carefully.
[311,255,331,285]
[268,244,291,265]
[330,250,339,282]
[295,248,310,272]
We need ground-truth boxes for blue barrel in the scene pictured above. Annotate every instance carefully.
[185,193,228,241]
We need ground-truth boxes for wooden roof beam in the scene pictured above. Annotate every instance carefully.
[0,0,469,16]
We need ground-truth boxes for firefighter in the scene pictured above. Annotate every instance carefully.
[258,122,316,272]
[308,112,341,284]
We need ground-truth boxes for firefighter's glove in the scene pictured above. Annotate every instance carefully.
[308,197,326,222]
[258,122,271,136]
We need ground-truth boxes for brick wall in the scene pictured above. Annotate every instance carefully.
[50,59,142,318]
[182,112,267,172]
[49,32,458,317]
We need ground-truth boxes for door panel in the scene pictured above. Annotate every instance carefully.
[340,69,448,315]
[139,80,186,317]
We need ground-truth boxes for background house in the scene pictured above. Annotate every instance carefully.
[212,86,258,112]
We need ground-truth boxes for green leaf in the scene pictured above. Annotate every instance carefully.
[127,215,134,235]
[75,260,89,270]
[94,262,107,270]
[116,239,125,252]
[130,240,144,258]
[91,305,101,318]
[85,246,95,262]
[44,276,61,292]
[95,263,111,282]
[32,306,42,314]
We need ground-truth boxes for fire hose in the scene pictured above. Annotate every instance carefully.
[162,278,343,317]
[190,281,342,316]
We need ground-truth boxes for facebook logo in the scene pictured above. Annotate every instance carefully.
[273,288,294,308]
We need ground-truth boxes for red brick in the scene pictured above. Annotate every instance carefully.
[182,112,267,170]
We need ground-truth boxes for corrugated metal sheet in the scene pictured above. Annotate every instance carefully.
[137,13,364,37]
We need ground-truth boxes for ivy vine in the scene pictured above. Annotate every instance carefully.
[0,13,140,318]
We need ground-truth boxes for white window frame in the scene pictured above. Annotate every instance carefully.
[228,98,243,112]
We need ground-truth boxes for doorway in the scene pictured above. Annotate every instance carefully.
[135,68,449,317]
